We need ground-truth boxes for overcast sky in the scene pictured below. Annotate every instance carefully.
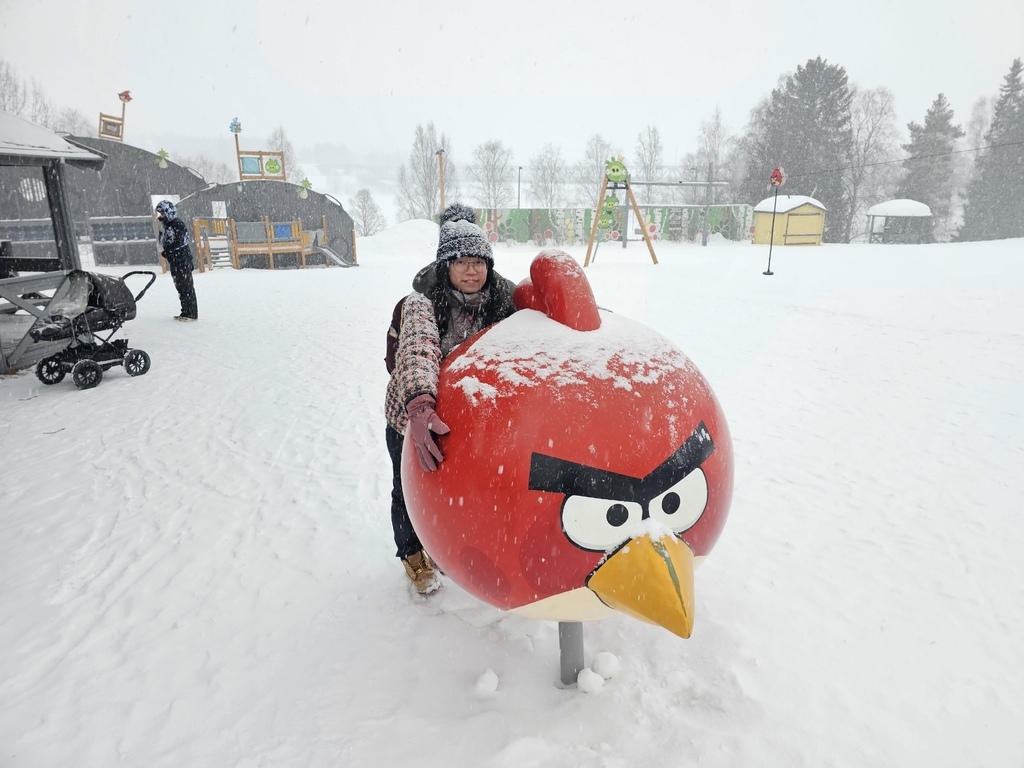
[1,0,1021,170]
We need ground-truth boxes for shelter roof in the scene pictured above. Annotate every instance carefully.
[866,199,932,217]
[0,109,106,167]
[753,194,826,213]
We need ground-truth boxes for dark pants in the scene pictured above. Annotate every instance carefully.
[386,425,423,559]
[168,257,198,319]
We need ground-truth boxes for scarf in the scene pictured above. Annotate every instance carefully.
[439,287,490,357]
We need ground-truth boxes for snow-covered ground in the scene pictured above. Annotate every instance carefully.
[2,226,1023,767]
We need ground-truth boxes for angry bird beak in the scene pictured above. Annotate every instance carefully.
[585,533,696,639]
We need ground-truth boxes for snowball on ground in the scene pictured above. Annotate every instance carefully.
[577,668,605,693]
[593,652,621,680]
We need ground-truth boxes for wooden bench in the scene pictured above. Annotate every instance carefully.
[226,216,330,270]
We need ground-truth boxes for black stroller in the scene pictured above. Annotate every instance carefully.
[30,270,156,390]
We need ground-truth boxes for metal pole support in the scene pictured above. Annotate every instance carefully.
[558,621,585,686]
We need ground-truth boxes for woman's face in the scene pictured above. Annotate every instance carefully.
[448,257,489,293]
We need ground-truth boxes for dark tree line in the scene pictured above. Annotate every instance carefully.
[729,56,1022,243]
[957,58,1024,241]
[733,57,854,242]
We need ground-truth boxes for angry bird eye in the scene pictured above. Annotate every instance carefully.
[649,468,708,533]
[561,496,643,551]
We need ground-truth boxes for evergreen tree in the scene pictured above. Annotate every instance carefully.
[958,58,1024,241]
[734,58,854,242]
[894,94,964,242]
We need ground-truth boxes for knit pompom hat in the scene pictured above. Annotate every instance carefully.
[436,217,493,267]
[439,202,477,227]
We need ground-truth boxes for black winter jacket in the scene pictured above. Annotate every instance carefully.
[158,217,192,263]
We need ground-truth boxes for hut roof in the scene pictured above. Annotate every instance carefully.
[866,199,932,217]
[0,109,106,168]
[753,194,826,213]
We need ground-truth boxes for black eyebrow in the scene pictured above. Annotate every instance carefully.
[528,422,715,500]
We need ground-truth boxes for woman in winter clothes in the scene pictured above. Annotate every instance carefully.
[154,200,198,321]
[385,204,517,593]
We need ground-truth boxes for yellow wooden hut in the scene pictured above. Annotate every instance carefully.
[752,195,826,246]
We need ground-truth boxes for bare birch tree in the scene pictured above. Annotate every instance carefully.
[570,134,614,206]
[528,143,567,209]
[468,140,515,208]
[175,154,234,184]
[395,122,459,221]
[0,58,92,136]
[681,107,735,205]
[267,125,303,182]
[960,96,994,192]
[0,59,28,115]
[844,87,902,239]
[349,188,388,236]
[634,125,664,203]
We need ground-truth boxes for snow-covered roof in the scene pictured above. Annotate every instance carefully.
[753,194,826,213]
[866,199,932,218]
[0,109,106,167]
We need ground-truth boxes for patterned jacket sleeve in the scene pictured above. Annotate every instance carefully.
[384,292,441,433]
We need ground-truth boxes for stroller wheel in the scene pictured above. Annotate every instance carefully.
[124,348,151,377]
[36,355,66,385]
[72,359,103,390]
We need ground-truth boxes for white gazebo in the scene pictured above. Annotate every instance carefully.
[866,199,932,243]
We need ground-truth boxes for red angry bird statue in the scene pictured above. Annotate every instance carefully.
[403,250,733,638]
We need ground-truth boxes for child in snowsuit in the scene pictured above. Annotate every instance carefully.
[155,200,198,321]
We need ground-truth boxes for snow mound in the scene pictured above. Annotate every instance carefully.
[367,219,439,253]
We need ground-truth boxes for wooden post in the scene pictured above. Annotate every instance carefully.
[351,228,359,265]
[624,179,659,265]
[234,133,243,181]
[264,217,275,270]
[583,175,609,267]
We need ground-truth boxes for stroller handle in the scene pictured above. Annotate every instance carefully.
[123,271,158,303]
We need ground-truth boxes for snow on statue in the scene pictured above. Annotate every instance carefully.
[403,250,733,638]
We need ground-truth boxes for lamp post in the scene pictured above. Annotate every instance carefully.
[518,166,522,208]
[436,149,446,211]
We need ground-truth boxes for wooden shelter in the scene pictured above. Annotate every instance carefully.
[752,195,826,246]
[0,110,106,274]
[866,199,932,244]
[0,110,106,373]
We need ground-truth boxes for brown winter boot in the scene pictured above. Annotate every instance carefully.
[402,550,440,595]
